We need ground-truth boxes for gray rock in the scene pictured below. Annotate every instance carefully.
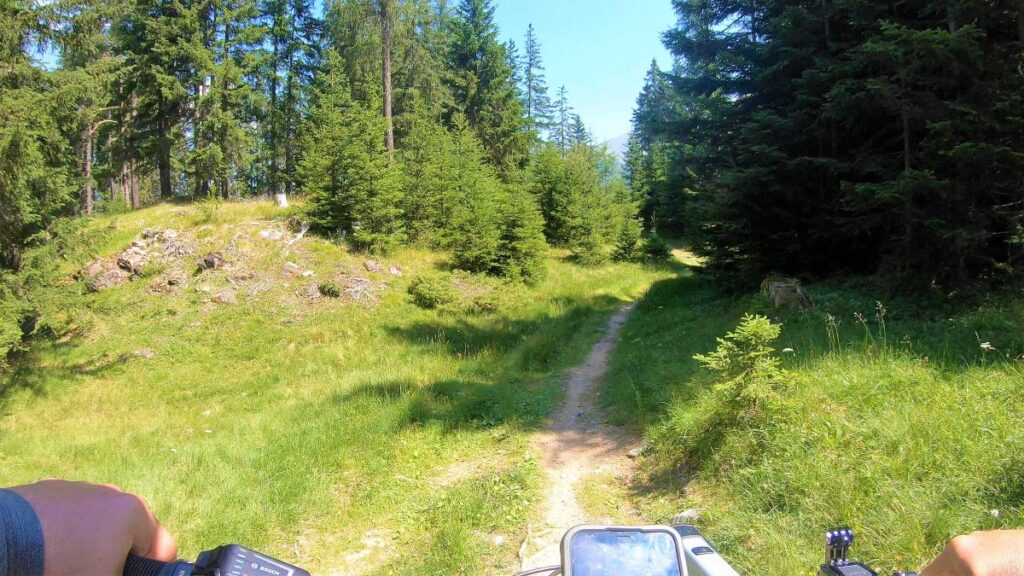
[198,252,224,271]
[167,271,187,286]
[141,228,161,240]
[283,262,301,276]
[212,289,237,305]
[364,260,384,273]
[671,509,701,524]
[88,267,130,292]
[117,246,149,275]
[78,260,106,280]
[259,229,285,241]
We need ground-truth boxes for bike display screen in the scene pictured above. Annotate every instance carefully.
[567,528,684,576]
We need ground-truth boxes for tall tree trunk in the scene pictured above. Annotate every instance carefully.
[121,162,131,207]
[82,124,94,215]
[130,160,140,209]
[380,0,395,161]
[270,35,281,202]
[900,76,912,173]
[107,131,117,203]
[1018,0,1024,46]
[158,136,173,199]
[820,0,832,46]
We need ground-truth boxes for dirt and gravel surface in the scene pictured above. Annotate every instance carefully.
[519,304,644,571]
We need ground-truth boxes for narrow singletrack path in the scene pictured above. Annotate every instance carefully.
[520,303,644,570]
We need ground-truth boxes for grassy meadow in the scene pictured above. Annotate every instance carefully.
[0,201,673,575]
[600,264,1024,574]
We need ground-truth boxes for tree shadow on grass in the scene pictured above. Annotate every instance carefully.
[326,294,635,436]
[387,294,625,374]
[0,341,132,410]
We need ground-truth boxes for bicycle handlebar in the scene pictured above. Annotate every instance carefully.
[122,555,191,576]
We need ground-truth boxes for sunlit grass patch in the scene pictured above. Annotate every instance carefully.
[605,266,1024,574]
[0,201,672,575]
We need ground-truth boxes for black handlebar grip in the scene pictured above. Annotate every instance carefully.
[123,555,193,576]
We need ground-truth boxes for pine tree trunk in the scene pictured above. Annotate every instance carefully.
[270,36,281,200]
[381,0,395,160]
[900,76,912,172]
[158,143,172,198]
[820,0,832,46]
[82,125,94,215]
[121,162,131,207]
[1018,0,1024,46]
[130,160,140,209]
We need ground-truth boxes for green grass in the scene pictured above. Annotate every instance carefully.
[0,201,672,575]
[604,266,1024,574]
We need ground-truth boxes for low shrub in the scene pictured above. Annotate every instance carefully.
[612,218,644,263]
[642,232,673,262]
[408,271,521,314]
[693,314,789,420]
[408,272,460,310]
[0,282,28,371]
[318,280,342,299]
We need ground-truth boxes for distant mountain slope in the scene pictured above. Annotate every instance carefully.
[604,133,630,164]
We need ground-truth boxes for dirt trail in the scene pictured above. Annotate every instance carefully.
[519,304,642,571]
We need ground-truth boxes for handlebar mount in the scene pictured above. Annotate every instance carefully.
[123,545,309,576]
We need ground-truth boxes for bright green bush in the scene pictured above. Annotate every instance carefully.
[642,232,673,262]
[301,52,405,255]
[408,272,460,310]
[612,217,645,262]
[318,280,341,299]
[494,187,548,284]
[408,271,522,315]
[0,282,27,370]
[693,314,788,419]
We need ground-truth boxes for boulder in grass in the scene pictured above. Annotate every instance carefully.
[78,260,106,280]
[760,277,812,310]
[259,229,285,241]
[364,260,384,273]
[212,289,237,305]
[88,267,130,292]
[117,246,149,275]
[197,252,225,272]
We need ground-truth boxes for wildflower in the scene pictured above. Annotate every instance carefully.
[991,509,1001,518]
[981,342,995,351]
[782,348,795,354]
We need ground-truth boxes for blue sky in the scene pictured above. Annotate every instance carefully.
[493,0,677,143]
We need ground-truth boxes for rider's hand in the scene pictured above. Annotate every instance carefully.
[9,480,178,576]
[921,530,1024,576]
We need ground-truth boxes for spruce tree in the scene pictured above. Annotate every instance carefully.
[445,0,529,176]
[569,114,590,147]
[553,85,572,154]
[522,24,552,133]
[261,0,321,202]
[117,0,204,198]
[301,51,405,254]
[0,0,77,270]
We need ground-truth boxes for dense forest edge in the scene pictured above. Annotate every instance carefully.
[3,0,1024,573]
